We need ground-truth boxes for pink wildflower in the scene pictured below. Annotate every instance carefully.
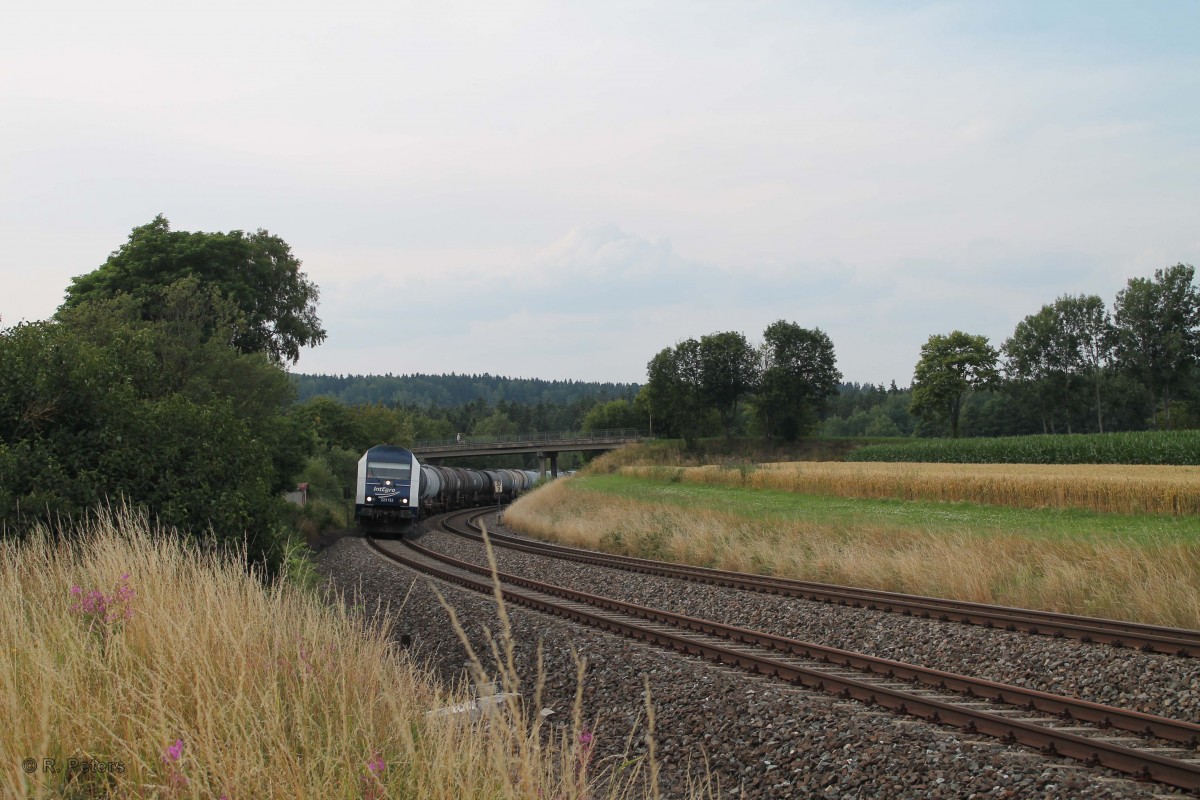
[575,728,595,779]
[69,575,135,626]
[162,738,187,790]
[362,752,386,800]
[163,738,184,764]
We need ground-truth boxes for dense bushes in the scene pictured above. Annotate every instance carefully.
[0,292,301,568]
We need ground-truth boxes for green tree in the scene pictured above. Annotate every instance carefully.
[350,403,416,449]
[410,412,455,441]
[1113,264,1200,430]
[0,315,293,564]
[863,409,902,437]
[1002,304,1076,433]
[698,331,759,438]
[582,399,644,432]
[643,341,707,448]
[61,215,325,365]
[473,409,518,437]
[1001,294,1116,435]
[1059,294,1115,433]
[756,321,841,441]
[293,397,362,452]
[910,331,999,438]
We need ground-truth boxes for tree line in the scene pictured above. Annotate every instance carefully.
[637,263,1200,442]
[636,322,842,446]
[907,263,1200,437]
[294,372,639,409]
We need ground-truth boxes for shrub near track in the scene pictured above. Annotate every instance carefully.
[845,430,1200,465]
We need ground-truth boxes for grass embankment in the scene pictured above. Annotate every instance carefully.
[504,470,1200,628]
[1,512,651,799]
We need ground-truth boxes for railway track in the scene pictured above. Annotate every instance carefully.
[367,512,1200,793]
[439,509,1200,658]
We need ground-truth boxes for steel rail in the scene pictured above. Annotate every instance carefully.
[444,509,1200,657]
[367,529,1200,792]
[425,518,1200,746]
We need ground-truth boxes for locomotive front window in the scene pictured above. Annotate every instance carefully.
[367,462,411,480]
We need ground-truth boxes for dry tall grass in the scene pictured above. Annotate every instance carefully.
[1,511,658,799]
[505,480,1200,628]
[618,462,1200,515]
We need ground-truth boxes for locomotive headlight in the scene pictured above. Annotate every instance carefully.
[401,498,408,504]
[385,480,392,486]
[366,497,373,503]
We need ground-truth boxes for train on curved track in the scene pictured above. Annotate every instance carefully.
[355,444,542,534]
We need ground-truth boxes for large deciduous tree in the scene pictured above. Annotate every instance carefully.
[698,331,759,438]
[756,321,840,441]
[910,331,999,438]
[61,215,325,365]
[1002,305,1068,433]
[1113,264,1200,430]
[1058,294,1115,433]
[643,340,707,448]
[1000,295,1114,435]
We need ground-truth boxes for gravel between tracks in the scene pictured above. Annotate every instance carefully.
[316,519,1192,799]
[427,514,1200,724]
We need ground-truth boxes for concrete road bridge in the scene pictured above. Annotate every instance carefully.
[411,429,650,477]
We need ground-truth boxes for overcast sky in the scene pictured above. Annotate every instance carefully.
[4,1,1198,386]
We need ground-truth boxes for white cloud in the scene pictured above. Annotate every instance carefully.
[4,2,1199,387]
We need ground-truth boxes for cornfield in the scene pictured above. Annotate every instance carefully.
[845,430,1200,465]
[617,462,1200,515]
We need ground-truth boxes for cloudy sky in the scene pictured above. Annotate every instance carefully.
[4,1,1198,386]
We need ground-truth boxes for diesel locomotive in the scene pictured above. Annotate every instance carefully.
[355,444,541,534]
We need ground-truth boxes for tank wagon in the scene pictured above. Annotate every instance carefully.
[417,464,540,513]
[355,444,541,534]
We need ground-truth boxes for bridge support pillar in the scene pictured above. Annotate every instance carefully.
[537,451,559,478]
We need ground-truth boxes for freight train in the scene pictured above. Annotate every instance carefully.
[355,444,541,534]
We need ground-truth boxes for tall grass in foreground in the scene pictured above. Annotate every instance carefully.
[505,480,1200,628]
[0,511,663,799]
[617,462,1200,515]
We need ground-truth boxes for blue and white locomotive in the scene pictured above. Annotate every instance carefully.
[355,445,422,530]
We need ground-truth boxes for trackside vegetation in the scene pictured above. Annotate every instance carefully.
[845,430,1200,465]
[504,473,1200,627]
[2,511,662,799]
